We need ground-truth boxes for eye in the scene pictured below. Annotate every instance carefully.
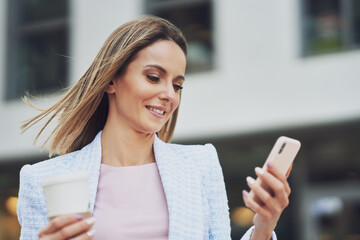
[146,75,160,82]
[173,84,183,91]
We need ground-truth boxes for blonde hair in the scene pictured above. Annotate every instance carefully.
[21,15,188,156]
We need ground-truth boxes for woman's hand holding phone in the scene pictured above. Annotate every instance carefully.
[242,136,300,239]
[243,163,292,239]
[38,214,95,240]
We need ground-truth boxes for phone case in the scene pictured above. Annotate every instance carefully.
[263,136,301,175]
[248,136,301,206]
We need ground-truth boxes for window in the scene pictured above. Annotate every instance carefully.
[146,0,213,72]
[6,0,69,100]
[302,0,360,55]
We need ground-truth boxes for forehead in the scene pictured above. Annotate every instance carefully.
[131,40,186,73]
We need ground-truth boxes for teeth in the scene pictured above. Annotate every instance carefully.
[147,106,165,115]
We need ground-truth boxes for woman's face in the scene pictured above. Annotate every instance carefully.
[106,40,186,135]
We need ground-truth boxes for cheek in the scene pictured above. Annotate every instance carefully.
[121,81,149,102]
[137,88,156,103]
[171,94,181,112]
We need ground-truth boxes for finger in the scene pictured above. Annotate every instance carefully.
[283,179,291,196]
[247,176,274,204]
[54,217,95,240]
[255,167,284,195]
[267,163,292,195]
[255,167,289,208]
[70,228,96,240]
[39,214,84,236]
[246,176,265,205]
[246,176,282,215]
[242,190,273,220]
[266,163,287,182]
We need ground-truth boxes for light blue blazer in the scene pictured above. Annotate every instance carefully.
[17,131,272,239]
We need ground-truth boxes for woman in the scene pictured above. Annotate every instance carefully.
[18,16,290,240]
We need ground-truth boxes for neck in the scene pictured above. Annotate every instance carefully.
[101,123,156,167]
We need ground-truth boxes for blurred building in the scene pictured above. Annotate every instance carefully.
[0,0,359,239]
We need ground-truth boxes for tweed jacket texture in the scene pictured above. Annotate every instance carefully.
[17,131,275,240]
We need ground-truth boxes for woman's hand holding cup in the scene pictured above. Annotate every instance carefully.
[38,214,95,240]
[41,172,93,239]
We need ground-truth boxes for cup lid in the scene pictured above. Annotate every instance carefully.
[42,172,89,187]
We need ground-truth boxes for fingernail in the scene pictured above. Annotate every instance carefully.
[267,162,273,169]
[242,190,248,197]
[255,167,264,175]
[246,176,255,185]
[86,217,96,225]
[76,215,84,220]
[87,228,96,237]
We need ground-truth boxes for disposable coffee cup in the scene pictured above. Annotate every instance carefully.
[42,172,91,220]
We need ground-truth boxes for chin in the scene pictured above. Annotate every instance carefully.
[140,126,163,135]
[137,120,167,135]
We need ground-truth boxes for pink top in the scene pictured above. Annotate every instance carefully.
[92,163,169,240]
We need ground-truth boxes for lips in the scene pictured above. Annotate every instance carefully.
[146,106,166,115]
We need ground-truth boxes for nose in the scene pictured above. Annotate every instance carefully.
[159,82,177,103]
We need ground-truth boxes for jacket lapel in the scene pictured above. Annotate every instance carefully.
[154,136,204,239]
[60,131,103,213]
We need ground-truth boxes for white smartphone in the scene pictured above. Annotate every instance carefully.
[248,136,301,205]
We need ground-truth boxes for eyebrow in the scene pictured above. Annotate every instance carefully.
[144,64,185,81]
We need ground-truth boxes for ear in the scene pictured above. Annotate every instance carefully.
[105,80,116,94]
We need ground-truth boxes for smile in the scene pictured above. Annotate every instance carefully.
[146,106,165,115]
